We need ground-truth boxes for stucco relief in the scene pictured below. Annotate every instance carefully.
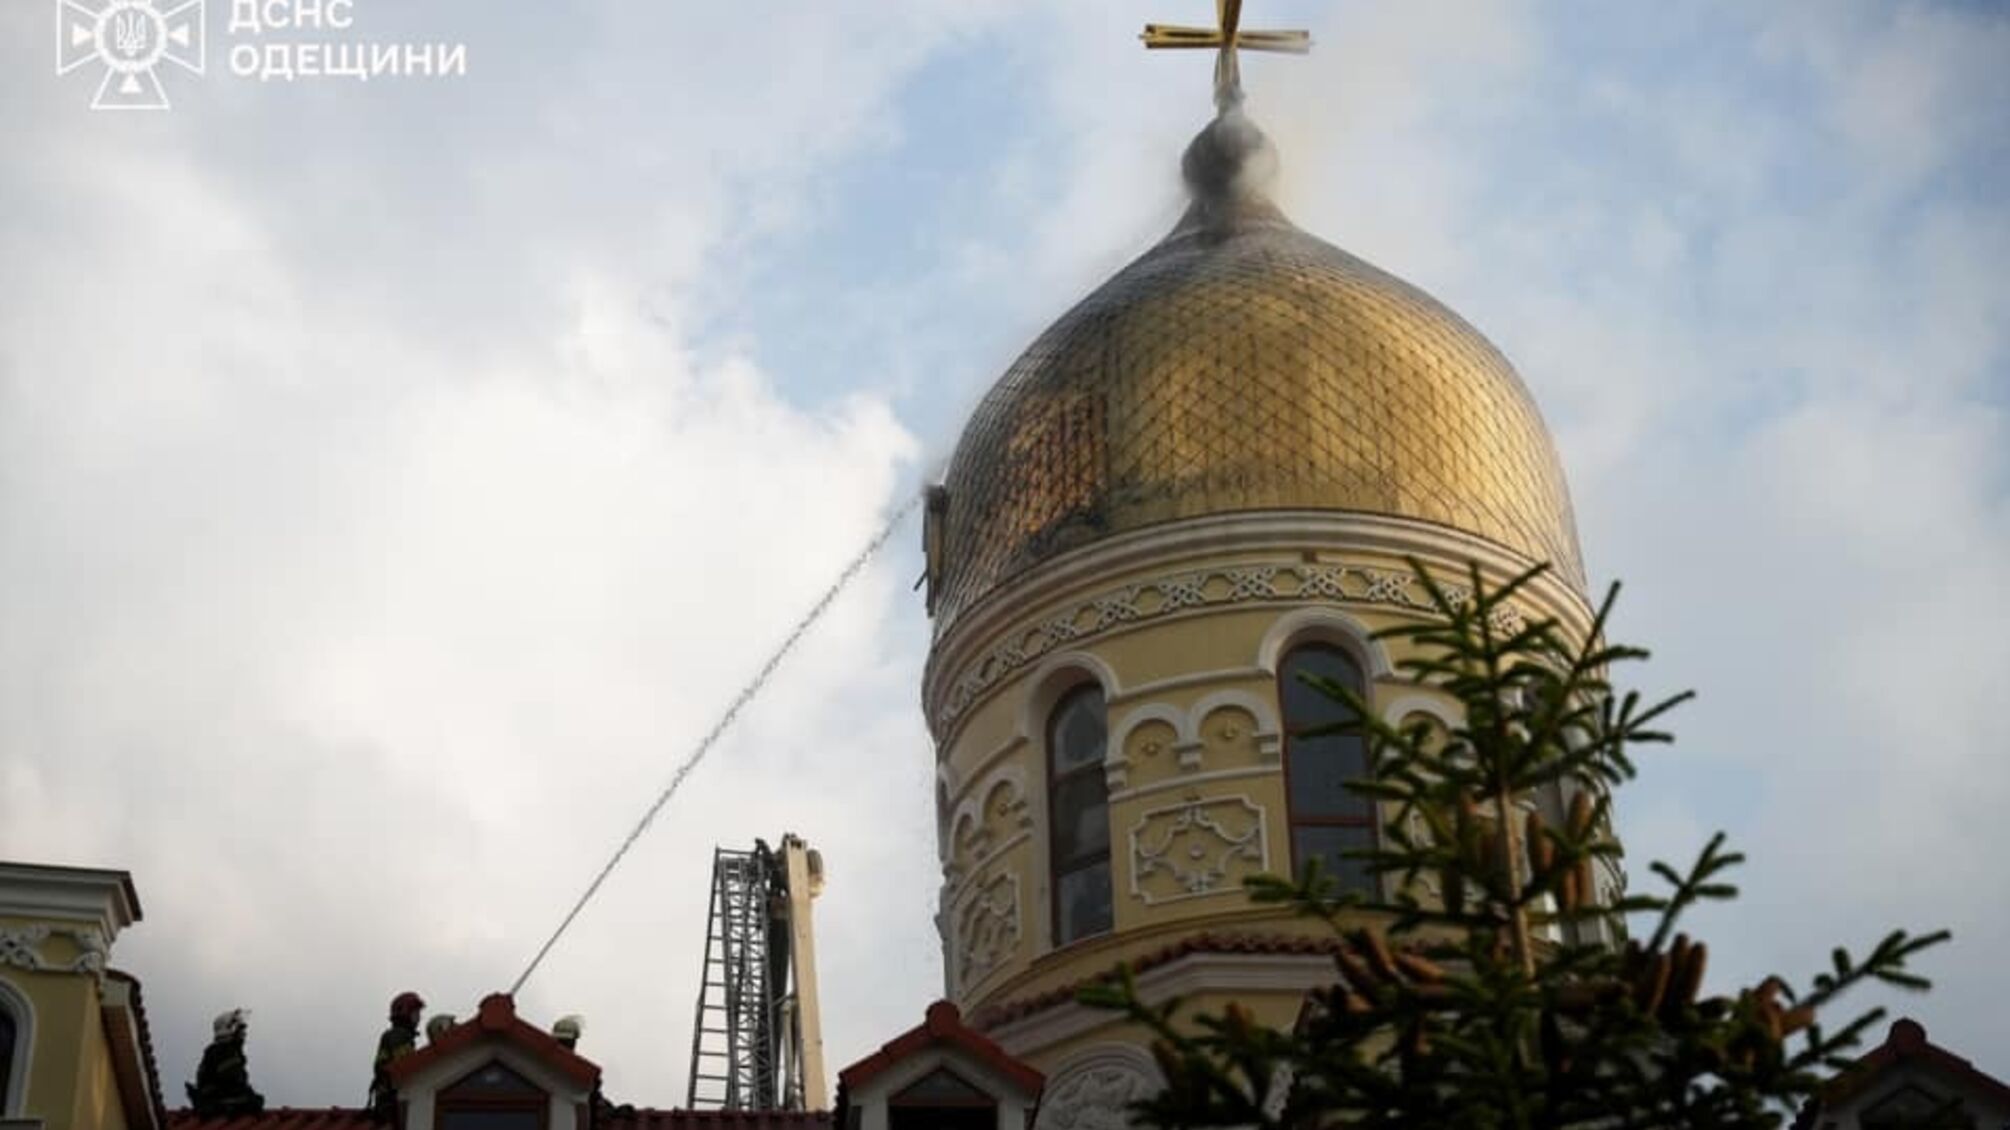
[1034,1046,1163,1130]
[1129,793,1268,905]
[953,871,1020,993]
[0,923,108,980]
[1196,705,1262,767]
[1117,718,1179,792]
[944,765,1034,886]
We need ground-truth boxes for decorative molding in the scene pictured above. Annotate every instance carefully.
[1111,765,1274,805]
[945,765,1035,875]
[1255,605,1391,679]
[1129,794,1268,905]
[1107,703,1188,791]
[1110,666,1270,706]
[943,829,1031,904]
[935,560,1528,736]
[953,873,1021,994]
[924,510,1594,744]
[1015,652,1120,749]
[1033,1045,1164,1130]
[988,950,1339,1058]
[1382,693,1459,729]
[1189,689,1283,763]
[0,924,107,981]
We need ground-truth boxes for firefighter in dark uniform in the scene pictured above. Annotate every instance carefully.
[186,1008,265,1116]
[369,990,426,1123]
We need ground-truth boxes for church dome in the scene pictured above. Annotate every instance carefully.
[930,110,1583,628]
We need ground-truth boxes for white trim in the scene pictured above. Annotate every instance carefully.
[1106,703,1189,790]
[1188,688,1283,763]
[1382,694,1458,728]
[925,509,1594,722]
[1109,764,1276,805]
[948,735,1028,826]
[847,1041,1041,1130]
[1109,666,1271,705]
[988,950,1337,1056]
[0,976,34,1117]
[0,864,139,946]
[1016,652,1119,746]
[398,1043,590,1130]
[1257,607,1390,679]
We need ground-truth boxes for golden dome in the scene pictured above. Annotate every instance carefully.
[928,111,1583,629]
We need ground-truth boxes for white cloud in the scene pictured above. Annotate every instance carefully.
[2,0,2007,1107]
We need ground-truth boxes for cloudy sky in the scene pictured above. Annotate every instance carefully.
[2,0,2006,1107]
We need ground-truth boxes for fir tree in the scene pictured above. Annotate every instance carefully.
[1085,561,1947,1129]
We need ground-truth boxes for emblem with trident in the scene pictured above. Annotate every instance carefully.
[56,0,207,110]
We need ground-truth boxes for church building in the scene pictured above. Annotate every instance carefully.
[2,7,1656,1130]
[917,10,1605,1120]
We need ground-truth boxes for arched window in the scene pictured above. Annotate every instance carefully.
[1048,684,1112,945]
[0,1003,14,1114]
[1280,643,1376,894]
[0,977,27,1119]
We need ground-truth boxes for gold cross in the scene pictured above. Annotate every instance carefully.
[1141,0,1311,113]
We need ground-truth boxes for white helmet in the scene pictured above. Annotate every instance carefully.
[552,1015,584,1046]
[212,1009,249,1040]
[425,1014,457,1044]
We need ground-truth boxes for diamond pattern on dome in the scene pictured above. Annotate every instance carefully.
[932,213,1583,631]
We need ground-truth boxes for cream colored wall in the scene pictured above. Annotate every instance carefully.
[0,963,123,1130]
[0,916,132,1130]
[68,992,128,1130]
[926,514,1595,1067]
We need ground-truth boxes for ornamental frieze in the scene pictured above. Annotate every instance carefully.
[933,561,1524,730]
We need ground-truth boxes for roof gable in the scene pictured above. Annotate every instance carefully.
[838,1001,1042,1098]
[387,993,600,1092]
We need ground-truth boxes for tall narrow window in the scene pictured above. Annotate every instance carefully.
[1048,684,1112,945]
[0,1004,14,1114]
[1280,643,1375,894]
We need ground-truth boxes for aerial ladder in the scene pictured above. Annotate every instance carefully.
[686,834,827,1111]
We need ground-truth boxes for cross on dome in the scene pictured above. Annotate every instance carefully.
[1141,0,1311,113]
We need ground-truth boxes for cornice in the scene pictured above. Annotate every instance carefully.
[923,510,1593,747]
[0,861,141,945]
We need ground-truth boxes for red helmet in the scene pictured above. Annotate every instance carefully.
[390,991,425,1020]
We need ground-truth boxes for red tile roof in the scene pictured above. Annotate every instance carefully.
[839,1000,1043,1096]
[601,1112,832,1130]
[1806,1018,2010,1113]
[386,992,599,1090]
[168,1110,830,1130]
[168,1112,375,1130]
[105,967,169,1130]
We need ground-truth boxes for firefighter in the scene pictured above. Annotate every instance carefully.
[368,991,426,1122]
[186,1009,265,1116]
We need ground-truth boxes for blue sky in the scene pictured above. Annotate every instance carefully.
[2,0,2006,1108]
